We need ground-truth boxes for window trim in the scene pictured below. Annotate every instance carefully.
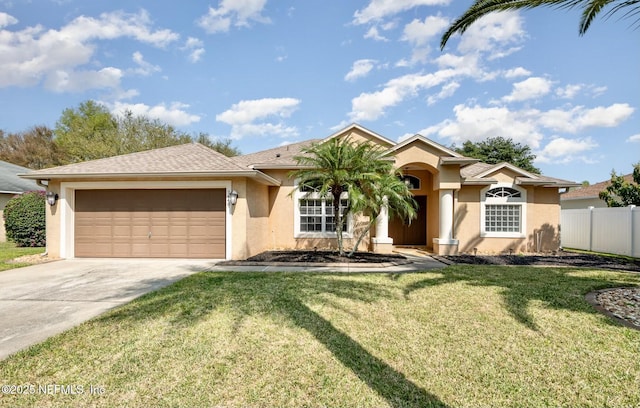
[480,183,527,238]
[293,185,352,239]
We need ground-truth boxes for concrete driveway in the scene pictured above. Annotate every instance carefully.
[0,258,218,360]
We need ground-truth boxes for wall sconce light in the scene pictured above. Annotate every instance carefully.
[227,190,238,206]
[46,191,59,206]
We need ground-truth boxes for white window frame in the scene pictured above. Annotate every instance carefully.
[293,184,352,239]
[480,183,527,238]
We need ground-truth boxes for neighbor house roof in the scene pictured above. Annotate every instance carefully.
[561,174,634,201]
[0,160,43,193]
[20,143,281,185]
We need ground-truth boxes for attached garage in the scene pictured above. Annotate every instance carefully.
[74,189,226,258]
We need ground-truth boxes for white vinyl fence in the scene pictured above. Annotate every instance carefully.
[561,206,640,258]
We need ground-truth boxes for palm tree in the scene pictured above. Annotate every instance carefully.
[291,137,406,256]
[440,0,640,49]
[348,170,417,257]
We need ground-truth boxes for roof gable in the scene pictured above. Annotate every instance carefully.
[389,134,461,158]
[323,123,396,148]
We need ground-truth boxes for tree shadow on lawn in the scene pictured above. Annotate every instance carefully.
[402,265,640,331]
[98,272,448,408]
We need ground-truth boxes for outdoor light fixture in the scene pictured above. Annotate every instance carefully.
[228,190,238,206]
[46,191,58,206]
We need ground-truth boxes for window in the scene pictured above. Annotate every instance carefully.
[481,184,526,238]
[299,198,348,233]
[294,184,351,237]
[400,175,420,190]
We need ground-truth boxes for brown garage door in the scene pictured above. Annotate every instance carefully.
[75,189,226,258]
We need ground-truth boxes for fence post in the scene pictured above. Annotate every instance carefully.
[587,206,594,252]
[630,205,636,258]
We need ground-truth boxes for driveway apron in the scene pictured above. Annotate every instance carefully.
[0,259,217,360]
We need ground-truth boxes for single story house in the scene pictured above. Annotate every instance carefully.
[0,160,44,241]
[20,124,578,259]
[561,174,634,209]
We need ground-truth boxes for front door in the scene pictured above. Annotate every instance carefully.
[389,195,427,245]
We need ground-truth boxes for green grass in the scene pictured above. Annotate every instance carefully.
[0,241,44,271]
[1,266,639,407]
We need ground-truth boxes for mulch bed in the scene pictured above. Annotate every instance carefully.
[439,252,640,272]
[244,250,407,264]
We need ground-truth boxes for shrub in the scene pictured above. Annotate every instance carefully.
[3,191,46,247]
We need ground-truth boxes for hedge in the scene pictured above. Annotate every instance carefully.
[3,191,46,247]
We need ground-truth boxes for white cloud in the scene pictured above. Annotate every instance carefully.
[427,81,459,105]
[401,15,449,46]
[434,104,545,148]
[0,10,178,90]
[503,67,531,79]
[198,0,270,34]
[539,103,635,133]
[182,37,205,63]
[627,134,640,143]
[353,0,450,25]
[555,84,582,99]
[216,97,301,139]
[399,15,449,65]
[131,51,161,76]
[535,137,598,164]
[0,12,18,28]
[345,59,377,81]
[502,77,553,102]
[111,101,201,127]
[348,71,456,121]
[457,12,525,55]
[364,26,388,41]
[45,67,123,93]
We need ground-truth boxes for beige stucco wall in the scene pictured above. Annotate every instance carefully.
[231,178,270,259]
[262,169,371,253]
[455,183,561,254]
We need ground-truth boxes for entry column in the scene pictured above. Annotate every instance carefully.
[433,189,459,255]
[372,197,394,253]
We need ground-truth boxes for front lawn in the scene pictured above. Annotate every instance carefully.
[0,241,44,271]
[1,266,639,407]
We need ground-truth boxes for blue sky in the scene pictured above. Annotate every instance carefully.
[0,0,638,183]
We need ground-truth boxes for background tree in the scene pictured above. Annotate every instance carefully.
[453,137,541,173]
[598,163,640,206]
[194,133,241,157]
[53,100,240,163]
[441,0,640,49]
[0,126,65,169]
[291,137,416,256]
[54,100,119,162]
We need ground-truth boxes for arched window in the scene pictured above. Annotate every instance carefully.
[481,184,526,238]
[400,175,420,190]
[485,187,521,198]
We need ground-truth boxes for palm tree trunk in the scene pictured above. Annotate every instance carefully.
[348,215,377,257]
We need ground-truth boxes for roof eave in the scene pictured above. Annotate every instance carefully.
[20,170,281,186]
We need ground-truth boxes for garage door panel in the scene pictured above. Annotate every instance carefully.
[75,189,226,258]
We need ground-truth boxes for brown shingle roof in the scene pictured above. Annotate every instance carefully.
[21,143,251,177]
[235,139,320,169]
[562,174,634,200]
